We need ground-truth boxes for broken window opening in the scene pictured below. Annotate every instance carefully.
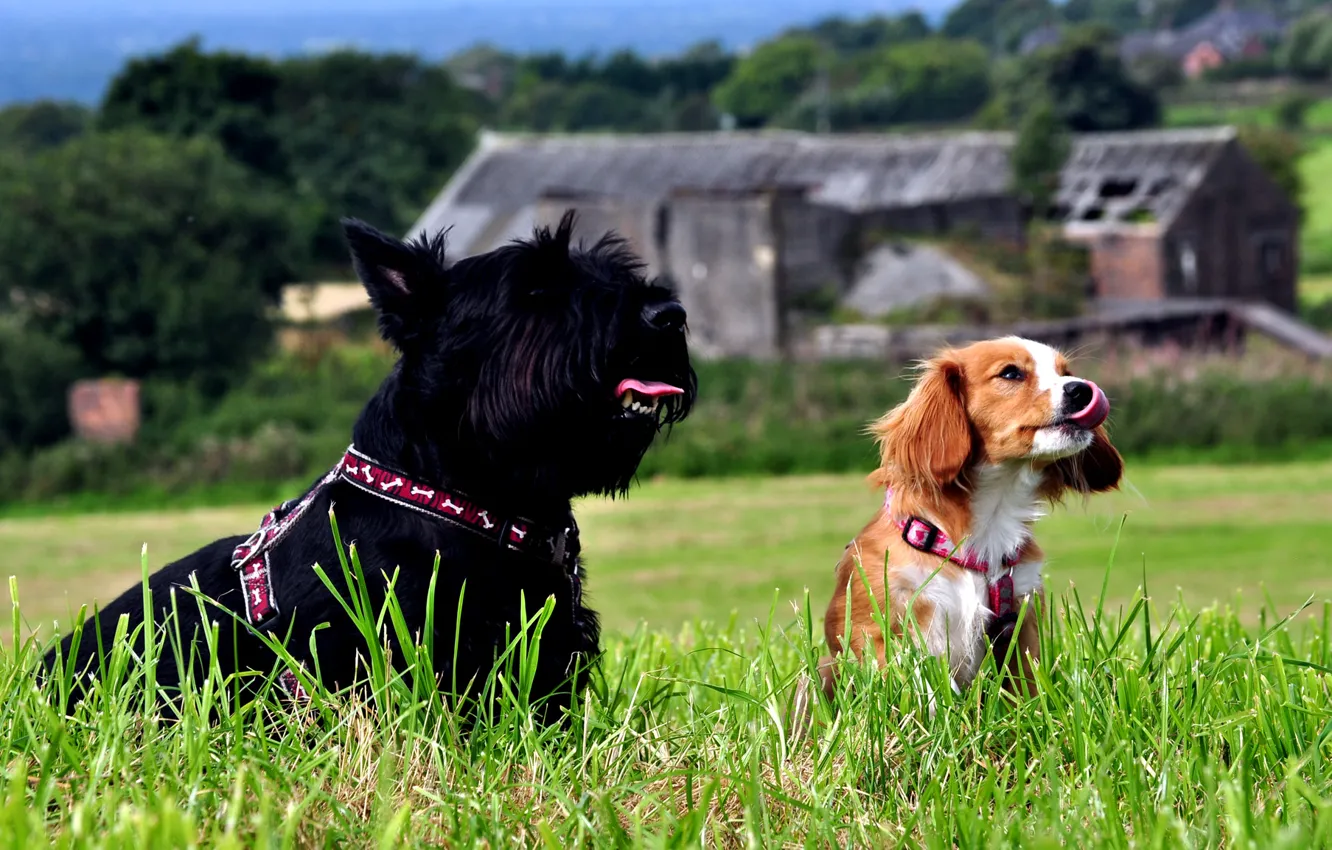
[1098,178,1138,199]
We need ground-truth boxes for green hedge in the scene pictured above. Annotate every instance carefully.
[4,347,1332,512]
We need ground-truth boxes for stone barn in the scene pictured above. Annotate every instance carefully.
[407,127,1298,358]
[1056,127,1298,313]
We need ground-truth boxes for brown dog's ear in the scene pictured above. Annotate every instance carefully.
[870,356,972,491]
[1048,425,1123,495]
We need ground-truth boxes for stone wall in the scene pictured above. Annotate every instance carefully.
[665,192,782,359]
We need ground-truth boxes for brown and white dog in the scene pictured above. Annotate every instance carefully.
[808,336,1123,713]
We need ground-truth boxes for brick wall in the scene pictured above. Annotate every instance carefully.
[68,378,141,445]
[1067,229,1166,301]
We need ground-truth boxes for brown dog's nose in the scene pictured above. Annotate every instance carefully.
[642,301,686,331]
[1063,381,1093,412]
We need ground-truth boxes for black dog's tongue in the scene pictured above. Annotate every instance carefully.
[616,379,684,398]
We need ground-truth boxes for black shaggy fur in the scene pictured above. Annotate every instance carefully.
[44,211,696,721]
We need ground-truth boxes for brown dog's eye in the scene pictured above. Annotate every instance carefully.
[997,365,1024,381]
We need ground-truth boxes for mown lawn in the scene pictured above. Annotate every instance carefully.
[1303,138,1332,277]
[1164,97,1332,132]
[1306,275,1332,305]
[9,459,1332,638]
[7,461,1332,845]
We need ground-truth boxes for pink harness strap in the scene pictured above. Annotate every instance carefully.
[229,443,583,701]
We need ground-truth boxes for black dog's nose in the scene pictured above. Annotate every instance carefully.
[643,301,686,331]
[1063,381,1093,411]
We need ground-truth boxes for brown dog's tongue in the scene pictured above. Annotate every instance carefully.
[1067,381,1110,429]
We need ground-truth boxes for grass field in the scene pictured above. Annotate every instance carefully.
[1303,138,1332,276]
[10,460,1332,638]
[1306,275,1332,305]
[7,461,1332,846]
[1165,98,1332,132]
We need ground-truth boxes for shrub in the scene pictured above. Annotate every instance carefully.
[4,347,1332,510]
[0,317,84,453]
[1275,92,1315,131]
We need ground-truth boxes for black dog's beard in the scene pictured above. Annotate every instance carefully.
[597,411,670,495]
[456,321,694,501]
[459,386,675,500]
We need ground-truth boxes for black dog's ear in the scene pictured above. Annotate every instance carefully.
[521,210,580,297]
[342,218,445,346]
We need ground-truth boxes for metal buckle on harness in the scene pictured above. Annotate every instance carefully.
[902,517,939,554]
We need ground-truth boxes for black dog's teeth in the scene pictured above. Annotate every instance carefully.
[618,390,661,417]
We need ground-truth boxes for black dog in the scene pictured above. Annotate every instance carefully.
[44,211,696,720]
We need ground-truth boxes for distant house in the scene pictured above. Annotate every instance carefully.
[404,128,1299,359]
[1121,9,1286,78]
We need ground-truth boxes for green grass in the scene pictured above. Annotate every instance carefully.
[1303,139,1332,275]
[8,484,1332,846]
[1305,275,1332,306]
[1164,98,1332,133]
[11,460,1332,639]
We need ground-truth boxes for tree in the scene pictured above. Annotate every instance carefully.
[712,35,824,128]
[0,130,308,395]
[1011,97,1080,319]
[100,39,290,182]
[0,101,91,154]
[787,13,932,54]
[560,82,655,131]
[993,25,1161,132]
[943,0,1057,51]
[858,38,992,125]
[499,80,576,132]
[599,50,662,97]
[658,41,736,97]
[1011,97,1071,221]
[1062,0,1145,31]
[1278,12,1332,81]
[98,43,488,269]
[273,51,486,266]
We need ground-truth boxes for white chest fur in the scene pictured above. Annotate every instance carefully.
[888,461,1052,689]
[963,463,1046,569]
[891,558,1044,689]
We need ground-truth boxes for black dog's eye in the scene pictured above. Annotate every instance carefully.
[997,364,1024,381]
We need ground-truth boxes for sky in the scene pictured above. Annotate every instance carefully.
[0,0,949,104]
[8,0,943,17]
